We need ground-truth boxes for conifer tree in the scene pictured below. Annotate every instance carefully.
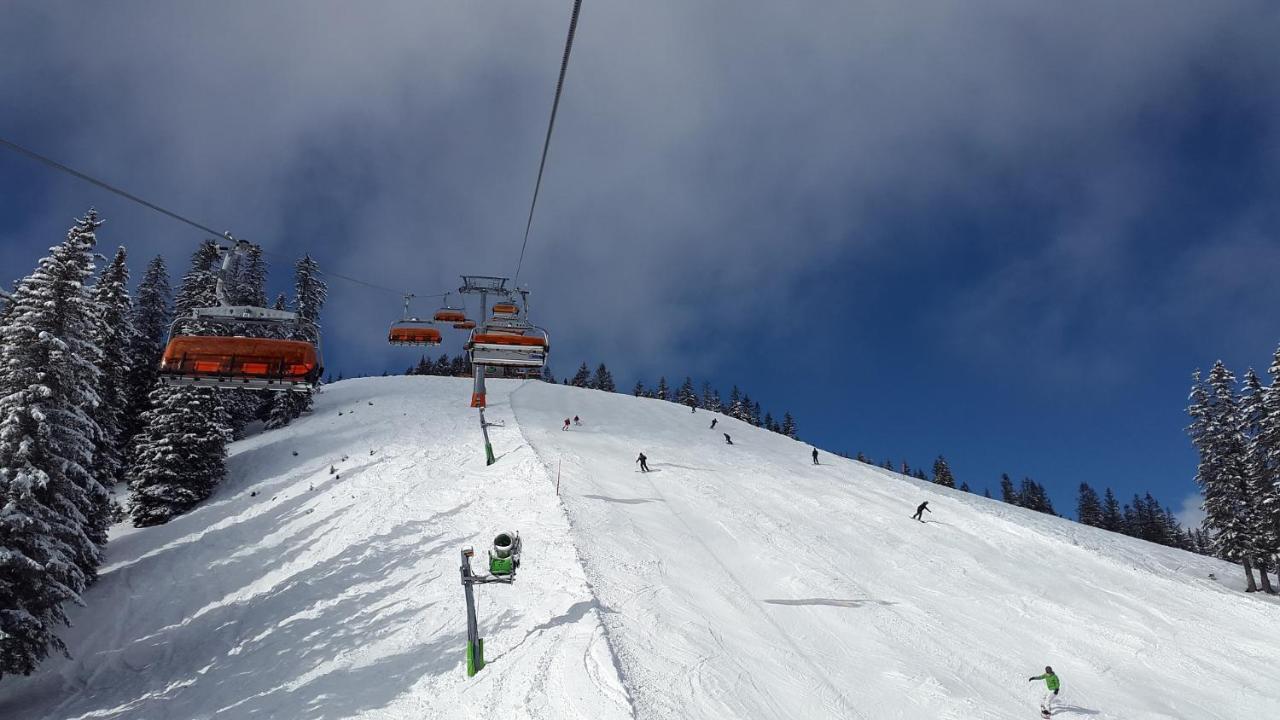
[128,241,232,524]
[676,377,696,408]
[265,255,328,428]
[541,366,556,383]
[855,451,868,463]
[592,363,616,392]
[88,247,134,489]
[1189,364,1260,591]
[751,401,763,426]
[999,473,1018,505]
[0,212,111,676]
[123,256,171,447]
[781,412,797,439]
[931,456,956,488]
[959,481,971,493]
[633,380,646,397]
[570,362,591,388]
[654,376,670,401]
[129,386,229,526]
[701,382,718,412]
[727,385,742,418]
[763,411,775,432]
[1239,368,1279,592]
[1077,483,1103,527]
[1101,488,1124,531]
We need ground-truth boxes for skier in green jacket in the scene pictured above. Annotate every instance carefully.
[1028,666,1061,716]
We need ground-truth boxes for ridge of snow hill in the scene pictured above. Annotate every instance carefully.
[2,376,1277,719]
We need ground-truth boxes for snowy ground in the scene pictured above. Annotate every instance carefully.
[0,377,630,720]
[2,376,1277,719]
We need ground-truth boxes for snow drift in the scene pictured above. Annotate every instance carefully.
[1,376,1276,719]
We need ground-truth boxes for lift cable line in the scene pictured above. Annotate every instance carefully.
[0,135,447,300]
[513,0,583,286]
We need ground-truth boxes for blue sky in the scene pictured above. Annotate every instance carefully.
[2,1,1279,521]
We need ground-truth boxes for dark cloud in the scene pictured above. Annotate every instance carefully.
[2,1,1278,381]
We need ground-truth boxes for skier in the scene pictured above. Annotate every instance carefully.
[812,448,819,465]
[562,418,570,431]
[912,501,931,521]
[636,452,650,472]
[1028,666,1061,717]
[574,415,582,426]
[723,433,733,445]
[690,403,696,413]
[710,418,718,429]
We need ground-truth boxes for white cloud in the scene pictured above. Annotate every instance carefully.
[1176,493,1206,530]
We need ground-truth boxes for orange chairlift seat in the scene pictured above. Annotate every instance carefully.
[159,336,321,390]
[466,326,550,368]
[453,319,477,330]
[491,301,520,316]
[388,323,443,346]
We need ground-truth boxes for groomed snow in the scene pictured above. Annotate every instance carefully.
[2,376,1277,719]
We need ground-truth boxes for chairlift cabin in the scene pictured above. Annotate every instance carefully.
[388,294,443,346]
[433,295,468,324]
[157,239,322,393]
[491,301,520,317]
[466,326,550,368]
[453,320,477,330]
[160,336,321,390]
[388,322,442,346]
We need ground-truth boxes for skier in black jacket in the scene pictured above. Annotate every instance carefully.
[723,433,733,445]
[812,448,819,465]
[912,501,931,521]
[636,453,650,472]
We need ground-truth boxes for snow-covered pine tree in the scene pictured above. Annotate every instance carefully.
[750,401,762,426]
[959,481,971,492]
[571,363,591,388]
[1077,483,1103,527]
[763,411,775,432]
[87,247,134,490]
[122,256,171,448]
[931,455,956,488]
[127,241,231,524]
[676,377,696,408]
[781,412,797,439]
[592,364,616,392]
[234,244,268,307]
[265,255,327,429]
[0,212,112,676]
[654,376,670,402]
[129,386,230,526]
[701,382,717,413]
[1189,364,1260,591]
[633,380,646,397]
[736,393,754,423]
[541,366,557,383]
[1239,368,1278,593]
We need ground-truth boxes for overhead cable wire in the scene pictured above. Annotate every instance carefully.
[513,0,583,285]
[0,135,446,299]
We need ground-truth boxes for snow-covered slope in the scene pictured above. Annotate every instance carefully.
[2,376,1277,719]
[0,377,630,720]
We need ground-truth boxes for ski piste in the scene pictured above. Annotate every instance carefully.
[0,376,1277,719]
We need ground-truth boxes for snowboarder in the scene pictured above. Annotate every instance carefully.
[562,418,570,431]
[912,501,931,521]
[723,433,733,445]
[636,452,650,472]
[574,415,582,426]
[812,448,819,465]
[710,418,718,429]
[690,404,697,413]
[1028,666,1061,717]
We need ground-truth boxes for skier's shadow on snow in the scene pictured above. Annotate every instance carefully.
[583,494,663,505]
[764,598,896,608]
[659,463,715,472]
[1052,705,1100,716]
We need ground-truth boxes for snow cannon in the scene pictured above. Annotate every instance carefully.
[488,531,521,576]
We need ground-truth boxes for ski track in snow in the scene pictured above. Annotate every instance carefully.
[2,376,1278,719]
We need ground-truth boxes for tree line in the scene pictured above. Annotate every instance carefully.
[843,452,1206,556]
[0,210,327,678]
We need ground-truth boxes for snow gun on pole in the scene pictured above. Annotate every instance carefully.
[459,533,521,676]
